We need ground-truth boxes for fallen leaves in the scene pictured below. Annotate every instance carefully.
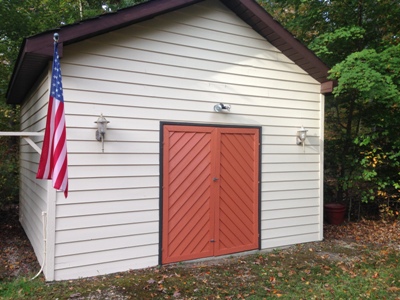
[387,286,400,293]
[372,272,380,279]
[0,206,40,280]
[324,219,400,248]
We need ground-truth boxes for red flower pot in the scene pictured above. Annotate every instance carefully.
[324,203,346,225]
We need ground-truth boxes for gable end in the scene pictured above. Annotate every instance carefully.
[6,0,332,104]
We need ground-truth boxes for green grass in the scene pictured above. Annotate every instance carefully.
[1,241,399,299]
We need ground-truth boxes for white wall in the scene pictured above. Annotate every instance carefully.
[19,71,52,278]
[44,0,323,280]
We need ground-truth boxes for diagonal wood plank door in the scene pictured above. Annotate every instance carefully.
[162,125,259,264]
[162,126,215,264]
[214,128,260,255]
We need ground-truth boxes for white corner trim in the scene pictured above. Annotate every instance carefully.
[44,184,57,281]
[319,94,325,241]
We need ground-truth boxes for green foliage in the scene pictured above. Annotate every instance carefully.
[309,26,366,67]
[261,0,400,49]
[328,45,400,213]
[330,45,400,101]
[259,0,330,44]
[262,0,400,218]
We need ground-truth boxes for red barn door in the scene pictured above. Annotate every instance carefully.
[162,125,259,264]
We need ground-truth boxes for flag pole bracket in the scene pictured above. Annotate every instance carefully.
[0,132,44,154]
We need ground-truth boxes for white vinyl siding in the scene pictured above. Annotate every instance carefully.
[20,0,324,280]
[19,72,51,277]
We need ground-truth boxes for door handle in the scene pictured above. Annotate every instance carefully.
[212,177,219,182]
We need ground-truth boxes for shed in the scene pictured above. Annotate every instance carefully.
[6,0,333,281]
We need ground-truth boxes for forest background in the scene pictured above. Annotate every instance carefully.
[0,0,399,220]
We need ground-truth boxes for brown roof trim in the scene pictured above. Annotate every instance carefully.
[321,81,335,94]
[6,0,332,104]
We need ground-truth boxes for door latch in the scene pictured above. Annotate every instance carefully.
[212,177,219,182]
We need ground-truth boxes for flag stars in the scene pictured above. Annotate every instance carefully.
[50,51,64,102]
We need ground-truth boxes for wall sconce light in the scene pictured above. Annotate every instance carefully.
[296,126,308,152]
[214,103,231,112]
[95,114,109,152]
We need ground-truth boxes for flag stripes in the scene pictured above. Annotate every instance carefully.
[36,39,68,198]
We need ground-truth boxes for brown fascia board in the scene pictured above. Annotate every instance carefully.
[7,0,332,104]
[321,81,335,94]
[5,37,61,105]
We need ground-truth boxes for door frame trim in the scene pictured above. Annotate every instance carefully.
[159,122,262,265]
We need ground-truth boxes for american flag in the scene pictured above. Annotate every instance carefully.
[36,39,68,198]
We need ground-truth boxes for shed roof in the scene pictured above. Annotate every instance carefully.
[6,0,333,104]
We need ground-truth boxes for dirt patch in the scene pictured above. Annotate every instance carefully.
[0,205,40,281]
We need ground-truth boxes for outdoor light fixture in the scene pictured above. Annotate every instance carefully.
[214,103,231,112]
[296,126,308,152]
[95,114,109,152]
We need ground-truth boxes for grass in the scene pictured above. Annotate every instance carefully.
[1,240,399,299]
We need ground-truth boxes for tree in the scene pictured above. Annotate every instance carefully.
[260,0,400,219]
[329,45,400,217]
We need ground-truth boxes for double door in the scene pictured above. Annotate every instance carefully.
[162,125,260,264]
